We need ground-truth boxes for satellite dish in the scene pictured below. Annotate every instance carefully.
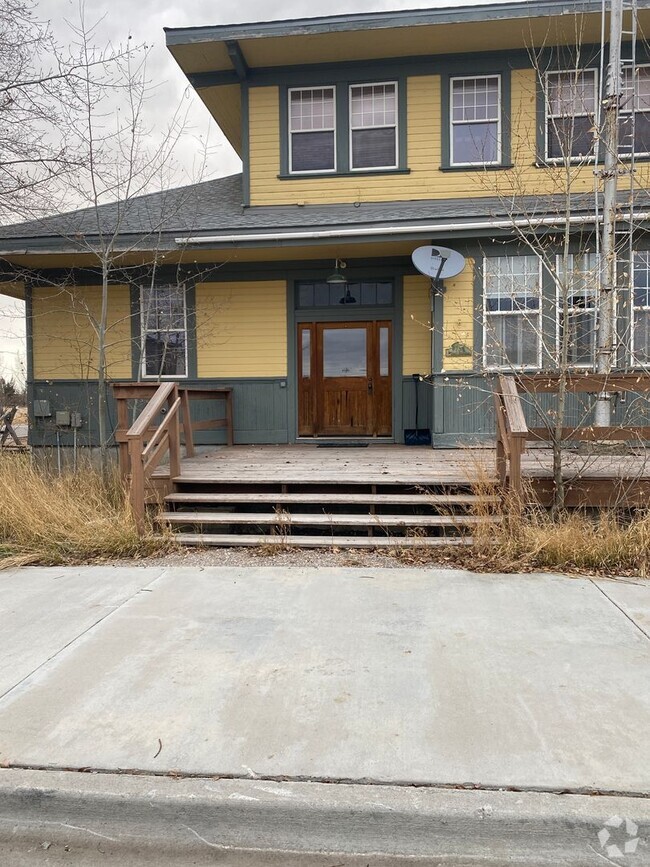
[411,245,466,282]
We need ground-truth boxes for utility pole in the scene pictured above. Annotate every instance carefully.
[595,0,623,427]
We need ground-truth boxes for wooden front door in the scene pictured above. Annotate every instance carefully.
[298,321,392,437]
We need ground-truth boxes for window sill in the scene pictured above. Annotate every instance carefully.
[535,154,650,168]
[278,168,411,180]
[439,163,513,173]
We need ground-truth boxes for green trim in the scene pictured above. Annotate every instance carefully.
[280,75,408,178]
[286,274,404,442]
[439,164,514,173]
[277,169,411,180]
[164,2,615,47]
[241,83,251,206]
[25,282,34,386]
[441,67,512,170]
[225,40,249,80]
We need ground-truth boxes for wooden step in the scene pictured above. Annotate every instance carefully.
[165,492,497,506]
[158,511,499,527]
[167,533,473,549]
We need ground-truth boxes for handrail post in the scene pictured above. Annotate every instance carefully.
[180,388,195,458]
[168,384,181,480]
[128,433,146,535]
[494,392,507,488]
[509,435,524,508]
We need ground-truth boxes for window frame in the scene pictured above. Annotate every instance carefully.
[543,67,599,164]
[288,85,337,176]
[449,74,502,167]
[139,284,189,380]
[631,251,650,366]
[620,63,650,159]
[555,253,602,369]
[482,255,543,371]
[348,80,399,172]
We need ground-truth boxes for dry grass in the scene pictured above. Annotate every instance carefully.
[466,462,650,577]
[0,453,169,568]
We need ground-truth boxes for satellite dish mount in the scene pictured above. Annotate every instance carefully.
[411,245,466,294]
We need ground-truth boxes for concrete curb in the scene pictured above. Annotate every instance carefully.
[0,769,649,865]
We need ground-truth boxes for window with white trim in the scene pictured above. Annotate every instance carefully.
[349,82,398,170]
[620,65,650,156]
[545,69,598,160]
[140,285,188,378]
[632,252,650,364]
[450,75,501,166]
[483,256,542,369]
[289,87,336,173]
[557,253,599,366]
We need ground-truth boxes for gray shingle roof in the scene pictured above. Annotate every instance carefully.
[1,172,648,252]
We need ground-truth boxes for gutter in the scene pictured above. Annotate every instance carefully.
[174,211,650,246]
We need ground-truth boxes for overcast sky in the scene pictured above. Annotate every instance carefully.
[0,0,506,381]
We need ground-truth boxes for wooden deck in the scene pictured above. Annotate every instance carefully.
[159,444,650,505]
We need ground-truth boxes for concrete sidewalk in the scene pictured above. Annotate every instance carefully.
[0,565,649,864]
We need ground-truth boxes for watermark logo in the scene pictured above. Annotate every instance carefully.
[598,816,640,859]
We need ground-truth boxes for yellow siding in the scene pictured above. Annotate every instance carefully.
[403,275,431,374]
[32,285,132,380]
[248,71,650,206]
[442,260,475,371]
[195,280,287,377]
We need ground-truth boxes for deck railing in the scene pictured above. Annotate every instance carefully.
[112,382,234,533]
[493,373,650,502]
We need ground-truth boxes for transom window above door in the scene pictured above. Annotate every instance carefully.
[296,280,394,308]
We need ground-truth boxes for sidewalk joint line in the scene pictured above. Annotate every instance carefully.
[0,570,169,705]
[2,763,649,800]
[589,579,650,642]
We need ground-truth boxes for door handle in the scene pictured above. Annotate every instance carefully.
[368,378,374,394]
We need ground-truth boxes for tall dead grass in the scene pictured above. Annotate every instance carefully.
[0,453,168,568]
[469,467,650,577]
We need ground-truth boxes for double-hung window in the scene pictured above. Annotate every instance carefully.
[140,285,188,378]
[289,87,336,173]
[450,75,501,166]
[557,254,599,366]
[632,252,650,364]
[620,65,650,157]
[545,69,598,160]
[483,256,542,368]
[349,83,398,170]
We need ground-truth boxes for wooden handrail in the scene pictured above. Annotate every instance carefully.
[124,383,181,535]
[112,382,235,534]
[494,371,650,504]
[493,375,528,502]
[126,381,176,439]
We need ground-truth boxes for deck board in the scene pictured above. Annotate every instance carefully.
[154,444,650,494]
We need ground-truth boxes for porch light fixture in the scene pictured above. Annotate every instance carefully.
[326,259,347,285]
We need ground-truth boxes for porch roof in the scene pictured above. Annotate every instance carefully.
[1,172,648,257]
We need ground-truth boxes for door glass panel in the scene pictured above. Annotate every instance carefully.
[379,326,390,376]
[323,328,367,377]
[301,329,311,377]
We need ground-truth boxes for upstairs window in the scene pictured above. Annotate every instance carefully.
[289,87,336,173]
[483,256,542,369]
[349,83,398,170]
[140,285,188,378]
[620,65,650,156]
[450,75,501,166]
[545,69,598,160]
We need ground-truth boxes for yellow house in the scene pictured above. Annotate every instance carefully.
[2,0,650,448]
